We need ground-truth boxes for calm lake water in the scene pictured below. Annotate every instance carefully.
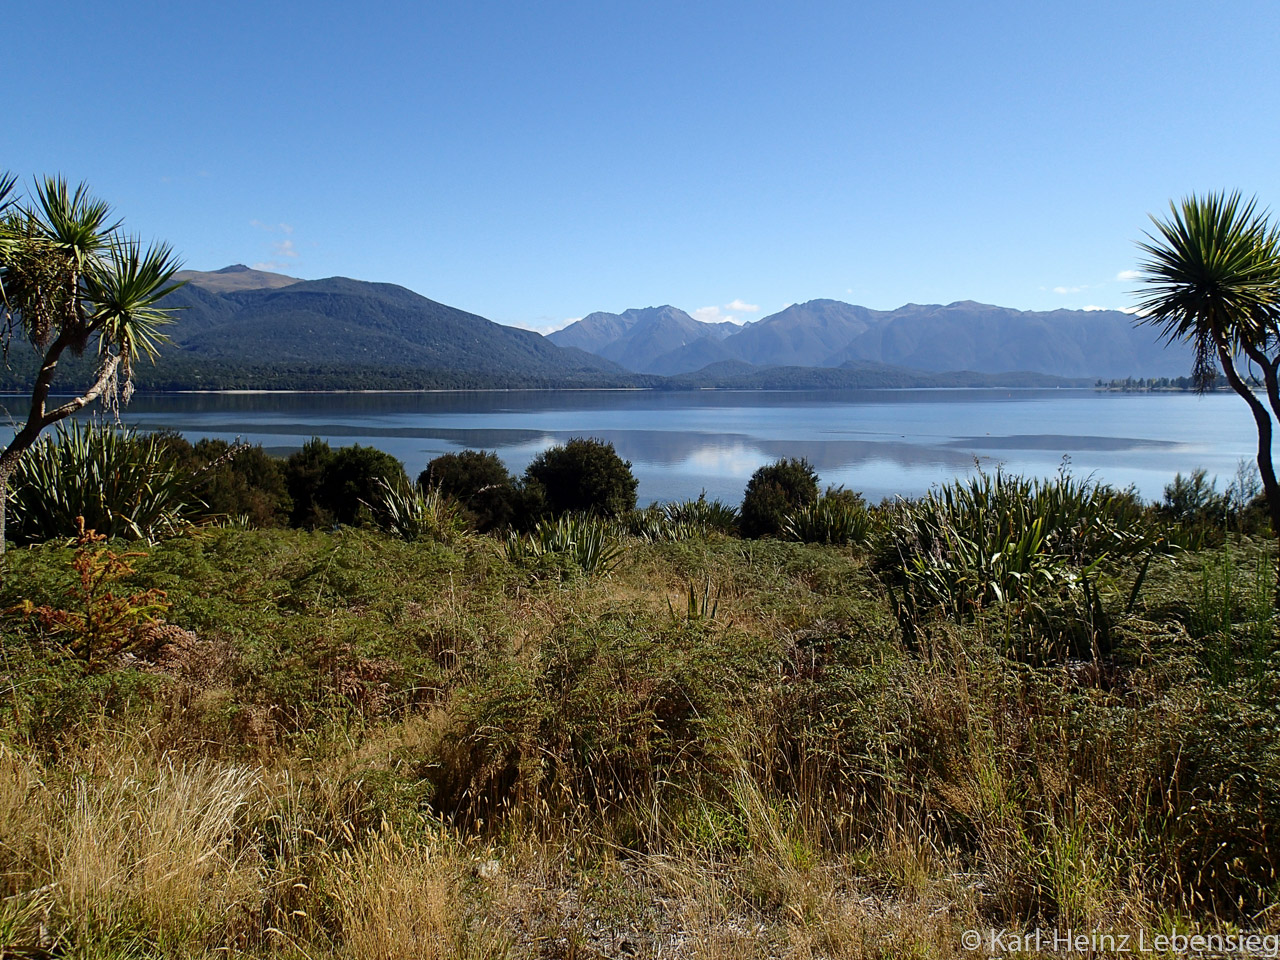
[3,388,1257,505]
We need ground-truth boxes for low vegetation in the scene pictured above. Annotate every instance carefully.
[0,437,1276,957]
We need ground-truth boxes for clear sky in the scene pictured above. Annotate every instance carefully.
[9,0,1280,332]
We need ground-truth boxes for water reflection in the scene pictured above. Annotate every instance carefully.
[944,434,1182,451]
[0,388,1254,503]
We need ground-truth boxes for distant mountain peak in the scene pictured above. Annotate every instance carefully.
[176,265,303,294]
[549,304,743,374]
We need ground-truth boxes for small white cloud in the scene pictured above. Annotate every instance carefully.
[695,301,758,325]
[1053,285,1084,295]
[1116,269,1141,281]
[250,219,294,234]
[506,316,579,334]
[1120,306,1146,316]
[1082,305,1106,311]
[250,219,301,267]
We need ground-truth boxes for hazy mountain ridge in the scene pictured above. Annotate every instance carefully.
[563,298,1196,380]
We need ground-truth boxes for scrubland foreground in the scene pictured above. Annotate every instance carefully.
[0,506,1277,957]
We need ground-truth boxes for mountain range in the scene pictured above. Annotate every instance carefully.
[549,300,1195,380]
[0,266,1195,391]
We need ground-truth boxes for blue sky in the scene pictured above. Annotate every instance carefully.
[9,0,1280,332]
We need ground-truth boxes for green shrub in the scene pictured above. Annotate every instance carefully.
[418,449,520,532]
[523,438,638,518]
[1161,465,1270,544]
[284,439,408,528]
[739,458,819,538]
[1163,468,1228,523]
[156,434,292,527]
[8,420,200,543]
[783,487,873,545]
[283,437,336,528]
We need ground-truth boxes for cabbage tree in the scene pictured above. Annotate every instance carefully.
[0,174,183,551]
[1135,192,1280,544]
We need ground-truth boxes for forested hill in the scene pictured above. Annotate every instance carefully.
[156,268,630,384]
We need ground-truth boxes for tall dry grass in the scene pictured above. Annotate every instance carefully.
[0,739,262,950]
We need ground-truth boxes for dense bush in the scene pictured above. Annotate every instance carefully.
[323,445,410,526]
[739,457,820,538]
[0,492,1276,940]
[8,421,199,543]
[1160,466,1269,544]
[283,437,335,528]
[284,438,408,528]
[419,449,522,532]
[523,437,638,518]
[156,434,293,527]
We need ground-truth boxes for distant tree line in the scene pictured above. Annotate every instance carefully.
[1093,373,1248,391]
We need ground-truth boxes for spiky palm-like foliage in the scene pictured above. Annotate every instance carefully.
[1134,193,1280,542]
[365,479,467,543]
[8,421,200,544]
[503,514,626,577]
[783,489,874,545]
[0,173,183,550]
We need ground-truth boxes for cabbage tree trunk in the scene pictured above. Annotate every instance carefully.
[0,339,120,556]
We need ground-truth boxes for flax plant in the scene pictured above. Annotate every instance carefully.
[8,420,198,543]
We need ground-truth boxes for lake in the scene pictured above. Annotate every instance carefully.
[2,388,1257,505]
